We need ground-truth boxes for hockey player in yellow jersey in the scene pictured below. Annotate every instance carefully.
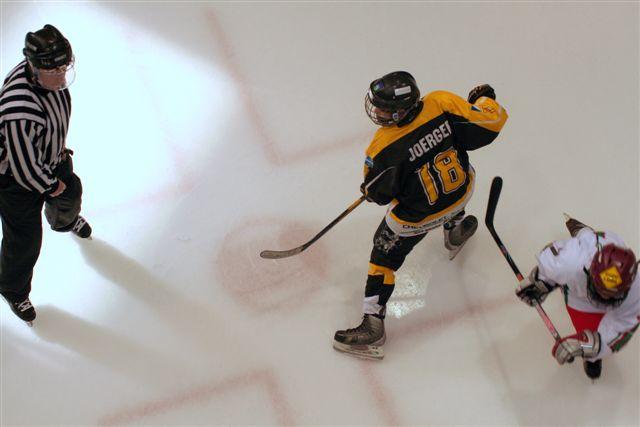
[333,71,508,359]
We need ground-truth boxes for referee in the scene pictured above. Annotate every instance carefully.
[0,25,91,326]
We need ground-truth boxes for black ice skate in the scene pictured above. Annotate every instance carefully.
[71,215,92,239]
[333,314,385,360]
[444,215,478,260]
[1,295,36,326]
[583,359,602,380]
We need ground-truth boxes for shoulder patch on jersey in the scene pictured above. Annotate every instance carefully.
[471,105,481,112]
[543,242,560,256]
[480,103,497,114]
[364,156,374,168]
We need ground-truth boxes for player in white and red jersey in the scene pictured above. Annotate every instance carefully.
[516,217,640,379]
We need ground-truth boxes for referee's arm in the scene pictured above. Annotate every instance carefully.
[3,120,59,195]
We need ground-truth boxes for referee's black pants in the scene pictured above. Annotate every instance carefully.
[0,157,83,302]
[0,175,44,302]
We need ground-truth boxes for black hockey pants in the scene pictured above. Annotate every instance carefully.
[0,155,83,302]
[365,210,466,317]
[365,218,427,316]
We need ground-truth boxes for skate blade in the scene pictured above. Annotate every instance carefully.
[333,341,384,360]
[448,240,469,260]
[447,221,478,260]
[1,296,34,326]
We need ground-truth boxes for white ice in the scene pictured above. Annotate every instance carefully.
[0,2,638,426]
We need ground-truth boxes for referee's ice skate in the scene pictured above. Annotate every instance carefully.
[1,295,36,326]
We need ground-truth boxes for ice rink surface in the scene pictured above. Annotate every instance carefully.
[0,2,638,426]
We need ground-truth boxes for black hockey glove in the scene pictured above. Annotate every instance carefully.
[360,182,376,203]
[360,182,391,205]
[515,267,556,306]
[360,167,397,205]
[468,84,496,104]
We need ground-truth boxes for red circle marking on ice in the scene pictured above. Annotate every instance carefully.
[216,219,329,313]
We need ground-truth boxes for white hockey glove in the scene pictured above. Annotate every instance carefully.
[515,267,555,306]
[552,330,601,365]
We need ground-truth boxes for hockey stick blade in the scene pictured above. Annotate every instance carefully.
[485,176,524,280]
[485,176,503,230]
[260,247,305,259]
[260,196,366,260]
[484,177,522,278]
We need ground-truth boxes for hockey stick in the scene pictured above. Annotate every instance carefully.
[260,196,366,259]
[485,176,565,344]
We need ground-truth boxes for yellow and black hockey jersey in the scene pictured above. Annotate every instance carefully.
[361,90,508,224]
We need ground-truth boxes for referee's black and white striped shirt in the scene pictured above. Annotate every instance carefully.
[0,60,71,194]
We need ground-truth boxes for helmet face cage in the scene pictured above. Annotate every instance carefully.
[586,275,627,307]
[364,91,407,127]
[364,71,420,127]
[30,56,75,91]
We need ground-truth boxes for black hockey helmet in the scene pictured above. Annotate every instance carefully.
[23,24,72,70]
[365,71,420,127]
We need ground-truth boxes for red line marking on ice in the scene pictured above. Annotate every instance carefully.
[280,131,371,165]
[395,294,514,340]
[125,27,189,176]
[359,363,402,426]
[352,294,514,427]
[96,288,514,425]
[90,11,367,218]
[205,10,281,165]
[83,29,197,219]
[99,369,294,426]
[83,180,194,219]
[205,10,366,167]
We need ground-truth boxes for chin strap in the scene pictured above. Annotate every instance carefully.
[24,62,37,84]
[396,101,424,127]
